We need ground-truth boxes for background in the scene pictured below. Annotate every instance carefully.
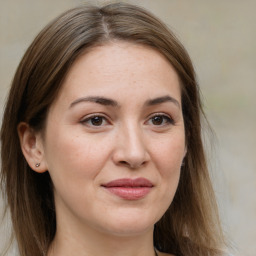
[0,0,255,255]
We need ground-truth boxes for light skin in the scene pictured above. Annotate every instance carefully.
[18,42,186,256]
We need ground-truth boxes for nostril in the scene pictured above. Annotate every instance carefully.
[118,160,147,169]
[119,160,129,166]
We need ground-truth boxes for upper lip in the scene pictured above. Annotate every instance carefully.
[102,178,153,188]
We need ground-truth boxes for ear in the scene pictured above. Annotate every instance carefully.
[17,122,48,173]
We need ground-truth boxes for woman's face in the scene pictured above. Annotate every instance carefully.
[40,42,186,237]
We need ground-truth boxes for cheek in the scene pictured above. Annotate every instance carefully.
[149,132,185,205]
[44,130,113,184]
[151,134,185,175]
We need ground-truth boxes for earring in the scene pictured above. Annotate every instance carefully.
[35,163,40,167]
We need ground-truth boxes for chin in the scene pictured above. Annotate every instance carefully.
[96,210,158,237]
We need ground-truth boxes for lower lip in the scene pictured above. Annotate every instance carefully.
[104,187,152,200]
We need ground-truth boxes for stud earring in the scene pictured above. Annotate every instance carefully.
[35,163,40,167]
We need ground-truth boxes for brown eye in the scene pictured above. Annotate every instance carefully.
[148,114,174,126]
[90,116,103,126]
[152,116,164,125]
[81,115,109,127]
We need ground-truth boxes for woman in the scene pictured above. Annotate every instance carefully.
[1,2,226,256]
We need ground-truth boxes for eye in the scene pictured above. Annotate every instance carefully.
[80,115,109,127]
[147,114,174,126]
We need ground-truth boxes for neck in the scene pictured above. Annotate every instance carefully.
[48,223,156,256]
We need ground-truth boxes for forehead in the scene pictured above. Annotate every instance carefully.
[54,41,181,106]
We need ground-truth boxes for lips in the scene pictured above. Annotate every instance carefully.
[102,178,154,200]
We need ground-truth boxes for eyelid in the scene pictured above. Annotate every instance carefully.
[80,113,111,127]
[145,112,175,125]
[79,112,175,128]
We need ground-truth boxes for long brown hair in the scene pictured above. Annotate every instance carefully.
[1,2,226,256]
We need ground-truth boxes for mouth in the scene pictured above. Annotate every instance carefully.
[102,178,154,200]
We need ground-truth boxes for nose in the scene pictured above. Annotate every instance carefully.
[112,124,150,169]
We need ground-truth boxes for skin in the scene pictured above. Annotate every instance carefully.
[19,42,186,256]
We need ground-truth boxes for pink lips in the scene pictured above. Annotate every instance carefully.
[102,178,153,200]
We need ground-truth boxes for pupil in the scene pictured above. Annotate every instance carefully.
[91,117,103,126]
[152,116,163,125]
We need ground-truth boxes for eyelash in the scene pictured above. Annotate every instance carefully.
[80,114,110,127]
[80,113,174,128]
[146,113,175,126]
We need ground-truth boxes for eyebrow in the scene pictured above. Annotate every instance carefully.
[69,95,180,109]
[70,96,119,108]
[144,95,180,108]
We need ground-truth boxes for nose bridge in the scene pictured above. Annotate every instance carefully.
[114,119,149,168]
[125,121,145,154]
